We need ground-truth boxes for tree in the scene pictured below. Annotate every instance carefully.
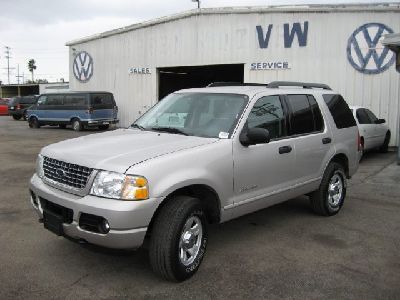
[28,59,37,81]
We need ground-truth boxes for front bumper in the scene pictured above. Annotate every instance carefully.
[29,173,162,249]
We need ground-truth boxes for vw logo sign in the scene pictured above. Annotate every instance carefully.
[347,23,395,74]
[73,51,94,82]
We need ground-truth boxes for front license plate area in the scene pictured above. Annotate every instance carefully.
[43,210,64,236]
[102,122,109,125]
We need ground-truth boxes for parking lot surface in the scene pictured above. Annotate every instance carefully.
[1,117,399,299]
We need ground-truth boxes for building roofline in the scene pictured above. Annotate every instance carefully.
[66,3,400,46]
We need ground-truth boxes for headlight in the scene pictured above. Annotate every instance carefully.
[90,171,149,200]
[36,154,44,178]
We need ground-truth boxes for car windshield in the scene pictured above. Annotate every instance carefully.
[132,93,248,138]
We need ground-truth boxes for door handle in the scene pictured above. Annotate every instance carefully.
[279,146,292,154]
[322,137,332,144]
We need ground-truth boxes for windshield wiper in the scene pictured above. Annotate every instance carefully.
[130,123,145,130]
[150,127,188,136]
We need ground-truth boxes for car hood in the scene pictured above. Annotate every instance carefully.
[41,129,218,173]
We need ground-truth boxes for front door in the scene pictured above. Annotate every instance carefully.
[233,95,297,208]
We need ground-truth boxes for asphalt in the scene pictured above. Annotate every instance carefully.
[0,116,399,299]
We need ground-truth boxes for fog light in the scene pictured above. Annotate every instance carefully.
[101,219,110,234]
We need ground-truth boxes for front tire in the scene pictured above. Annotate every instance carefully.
[149,196,208,282]
[310,162,346,216]
[379,131,390,153]
[28,117,40,128]
[71,119,82,131]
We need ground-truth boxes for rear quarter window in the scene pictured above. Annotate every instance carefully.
[322,94,356,129]
[90,94,114,109]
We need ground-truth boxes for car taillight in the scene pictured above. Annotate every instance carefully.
[17,104,21,110]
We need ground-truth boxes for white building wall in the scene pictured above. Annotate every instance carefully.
[68,8,400,146]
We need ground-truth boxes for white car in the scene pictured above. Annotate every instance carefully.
[350,106,391,153]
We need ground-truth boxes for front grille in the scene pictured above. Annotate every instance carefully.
[43,156,93,189]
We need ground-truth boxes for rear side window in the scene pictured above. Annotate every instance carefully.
[64,95,87,106]
[247,95,287,139]
[308,95,324,131]
[323,94,356,128]
[91,94,114,109]
[20,96,37,104]
[365,109,378,123]
[287,95,314,135]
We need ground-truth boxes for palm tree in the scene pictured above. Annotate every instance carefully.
[28,59,37,81]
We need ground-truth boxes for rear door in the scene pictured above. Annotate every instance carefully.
[285,94,332,183]
[90,93,115,120]
[364,108,386,146]
[356,108,375,149]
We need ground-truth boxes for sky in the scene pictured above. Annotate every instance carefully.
[0,0,398,84]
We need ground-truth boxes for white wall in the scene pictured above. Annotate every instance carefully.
[69,9,400,146]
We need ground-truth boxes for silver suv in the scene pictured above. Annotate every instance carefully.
[29,81,360,281]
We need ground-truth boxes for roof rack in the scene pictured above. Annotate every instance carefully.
[207,82,268,87]
[267,81,332,90]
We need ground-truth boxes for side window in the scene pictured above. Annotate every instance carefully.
[308,95,324,131]
[322,94,356,128]
[46,95,63,106]
[356,109,372,124]
[247,95,286,139]
[365,109,378,123]
[287,94,314,135]
[64,95,87,106]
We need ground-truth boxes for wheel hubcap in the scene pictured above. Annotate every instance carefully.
[179,216,203,266]
[328,173,343,207]
[73,121,79,130]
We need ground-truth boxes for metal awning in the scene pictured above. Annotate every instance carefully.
[382,33,400,51]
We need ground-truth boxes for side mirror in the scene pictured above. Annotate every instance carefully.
[375,119,385,124]
[240,127,270,146]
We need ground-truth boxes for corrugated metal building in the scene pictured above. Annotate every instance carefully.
[66,4,400,146]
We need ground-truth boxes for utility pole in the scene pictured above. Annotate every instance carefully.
[192,0,200,9]
[4,46,15,84]
[16,64,23,84]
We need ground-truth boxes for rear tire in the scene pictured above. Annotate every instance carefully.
[28,117,40,128]
[12,115,21,120]
[310,162,346,216]
[98,124,110,130]
[379,131,390,153]
[149,196,208,282]
[71,119,82,131]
